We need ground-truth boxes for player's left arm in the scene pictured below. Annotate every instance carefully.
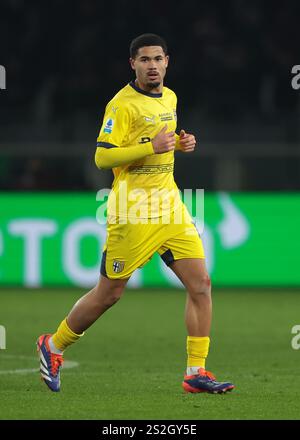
[172,92,196,153]
[175,129,196,153]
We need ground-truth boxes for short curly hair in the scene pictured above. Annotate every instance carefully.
[130,33,168,59]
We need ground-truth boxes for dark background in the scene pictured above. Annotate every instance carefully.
[0,0,299,191]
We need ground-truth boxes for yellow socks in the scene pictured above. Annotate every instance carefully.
[186,336,210,375]
[51,318,84,353]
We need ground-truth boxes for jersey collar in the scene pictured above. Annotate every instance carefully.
[129,80,163,98]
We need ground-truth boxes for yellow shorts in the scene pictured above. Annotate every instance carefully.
[100,203,205,279]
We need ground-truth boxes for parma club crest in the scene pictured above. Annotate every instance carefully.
[112,260,125,273]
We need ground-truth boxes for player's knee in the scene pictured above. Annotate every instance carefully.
[108,291,123,306]
[93,281,124,310]
[189,274,211,299]
[103,287,124,308]
[103,298,120,309]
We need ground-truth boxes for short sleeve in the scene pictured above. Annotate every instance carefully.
[97,101,130,148]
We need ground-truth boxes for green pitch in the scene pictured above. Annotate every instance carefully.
[0,288,300,420]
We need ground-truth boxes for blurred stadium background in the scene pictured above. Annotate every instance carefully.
[1,0,300,420]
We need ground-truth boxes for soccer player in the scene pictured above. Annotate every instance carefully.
[37,34,234,394]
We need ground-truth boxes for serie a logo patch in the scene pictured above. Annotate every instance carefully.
[112,260,125,273]
[104,118,114,134]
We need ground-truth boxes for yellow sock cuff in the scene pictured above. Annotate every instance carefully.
[187,336,210,368]
[52,318,84,352]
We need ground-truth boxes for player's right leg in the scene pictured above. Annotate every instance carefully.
[37,276,128,392]
[66,275,129,334]
[37,218,165,392]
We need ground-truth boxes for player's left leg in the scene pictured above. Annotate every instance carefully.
[169,258,235,394]
[171,258,212,337]
[158,201,235,394]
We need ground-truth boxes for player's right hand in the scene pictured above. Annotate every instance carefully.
[151,124,175,154]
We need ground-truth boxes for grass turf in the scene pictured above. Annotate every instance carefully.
[0,288,300,420]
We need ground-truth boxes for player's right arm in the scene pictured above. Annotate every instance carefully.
[95,142,154,169]
[95,102,175,169]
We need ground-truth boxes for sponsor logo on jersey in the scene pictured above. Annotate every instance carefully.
[112,260,125,273]
[128,163,174,174]
[159,112,173,121]
[144,115,155,123]
[138,136,151,144]
[104,118,114,134]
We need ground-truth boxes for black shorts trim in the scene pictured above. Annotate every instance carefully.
[100,250,108,277]
[160,249,175,266]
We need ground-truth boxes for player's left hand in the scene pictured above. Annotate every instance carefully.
[179,129,196,153]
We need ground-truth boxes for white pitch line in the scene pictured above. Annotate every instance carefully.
[1,354,36,360]
[0,368,41,375]
[0,355,79,375]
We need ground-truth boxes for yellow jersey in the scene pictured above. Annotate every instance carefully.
[96,81,181,220]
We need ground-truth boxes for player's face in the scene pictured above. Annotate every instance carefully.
[130,46,169,92]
